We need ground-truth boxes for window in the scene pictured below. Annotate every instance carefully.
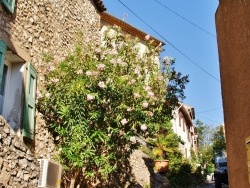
[183,120,185,132]
[179,113,182,127]
[0,40,37,139]
[2,0,16,13]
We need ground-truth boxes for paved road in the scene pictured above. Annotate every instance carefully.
[197,180,229,188]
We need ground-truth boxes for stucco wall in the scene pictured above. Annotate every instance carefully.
[215,1,250,187]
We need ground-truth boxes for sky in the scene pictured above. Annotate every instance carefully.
[102,0,223,127]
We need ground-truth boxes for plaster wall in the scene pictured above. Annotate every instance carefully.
[171,111,192,159]
[215,1,250,187]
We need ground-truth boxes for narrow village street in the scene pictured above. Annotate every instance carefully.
[197,178,229,188]
[198,180,229,188]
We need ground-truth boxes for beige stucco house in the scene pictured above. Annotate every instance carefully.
[171,104,198,158]
[0,0,106,187]
[100,12,163,54]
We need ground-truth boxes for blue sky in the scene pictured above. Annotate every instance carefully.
[102,0,223,127]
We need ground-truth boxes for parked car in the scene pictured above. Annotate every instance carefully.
[214,158,228,188]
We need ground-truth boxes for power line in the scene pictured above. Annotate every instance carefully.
[116,0,221,83]
[152,0,216,38]
[196,114,222,124]
[196,107,223,114]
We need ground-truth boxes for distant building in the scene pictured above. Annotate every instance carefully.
[171,104,198,158]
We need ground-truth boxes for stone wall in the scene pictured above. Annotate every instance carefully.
[0,116,39,187]
[0,0,102,158]
[0,0,102,187]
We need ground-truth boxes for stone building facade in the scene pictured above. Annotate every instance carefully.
[0,0,105,187]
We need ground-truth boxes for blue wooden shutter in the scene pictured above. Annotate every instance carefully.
[2,0,16,13]
[22,62,37,140]
[0,40,6,91]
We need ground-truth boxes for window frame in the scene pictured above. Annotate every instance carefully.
[2,0,15,13]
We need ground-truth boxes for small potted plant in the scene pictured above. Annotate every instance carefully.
[149,132,182,173]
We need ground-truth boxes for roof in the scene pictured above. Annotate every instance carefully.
[100,12,165,47]
[179,104,195,127]
[93,0,106,12]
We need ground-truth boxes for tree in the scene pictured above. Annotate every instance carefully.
[195,120,215,175]
[38,27,189,187]
[212,125,226,157]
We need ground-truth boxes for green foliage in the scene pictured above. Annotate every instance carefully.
[148,130,182,160]
[168,160,204,188]
[212,125,226,156]
[195,120,216,176]
[38,26,189,185]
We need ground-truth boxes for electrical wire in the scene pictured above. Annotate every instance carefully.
[152,0,216,38]
[196,114,222,124]
[196,107,223,114]
[116,0,221,83]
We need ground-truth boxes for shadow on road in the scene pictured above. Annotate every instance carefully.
[197,180,229,188]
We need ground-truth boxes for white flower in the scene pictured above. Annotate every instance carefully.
[87,94,94,101]
[121,118,128,125]
[130,136,136,144]
[158,75,163,81]
[134,93,141,98]
[147,91,154,97]
[36,90,42,99]
[144,86,151,91]
[127,107,133,112]
[134,68,140,75]
[119,130,124,136]
[95,48,101,54]
[77,69,83,74]
[92,71,98,76]
[140,124,147,131]
[147,111,153,117]
[121,62,128,67]
[129,79,136,85]
[58,148,62,152]
[98,81,106,88]
[110,59,116,64]
[45,93,50,98]
[145,34,150,41]
[49,66,55,71]
[52,78,59,83]
[106,78,112,84]
[97,64,105,70]
[117,58,123,64]
[142,102,149,108]
[86,71,92,76]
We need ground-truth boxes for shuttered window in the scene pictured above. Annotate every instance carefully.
[0,40,6,93]
[2,0,16,13]
[22,62,37,140]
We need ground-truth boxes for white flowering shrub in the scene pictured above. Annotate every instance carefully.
[38,27,188,187]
